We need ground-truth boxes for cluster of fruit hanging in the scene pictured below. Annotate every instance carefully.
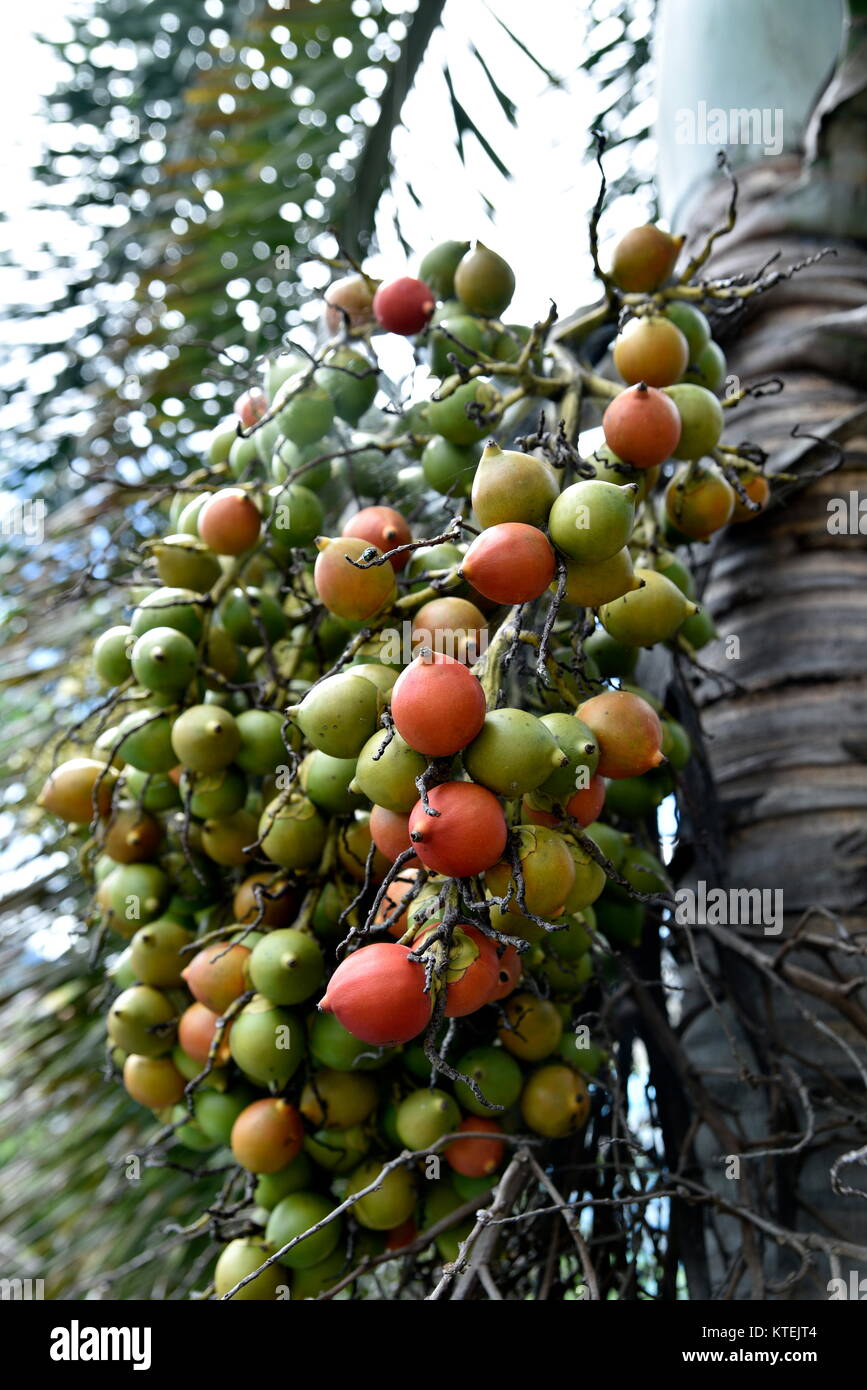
[39,222,769,1299]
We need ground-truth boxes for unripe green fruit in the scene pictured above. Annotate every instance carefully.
[267,483,324,549]
[424,1181,474,1261]
[429,315,492,377]
[255,1154,314,1209]
[176,494,212,537]
[220,586,288,647]
[100,862,171,935]
[521,1064,590,1138]
[662,718,691,770]
[600,567,698,647]
[562,843,606,914]
[207,416,239,466]
[271,436,332,490]
[94,625,133,686]
[653,548,697,599]
[346,1160,416,1231]
[603,774,667,819]
[590,446,657,503]
[664,383,725,460]
[184,765,247,819]
[291,1246,348,1300]
[421,436,479,496]
[454,242,515,317]
[130,588,204,642]
[427,380,500,446]
[130,626,197,695]
[536,714,599,800]
[317,346,378,425]
[546,912,594,960]
[266,1192,341,1270]
[259,796,328,870]
[304,1123,371,1173]
[548,479,637,564]
[308,1012,395,1071]
[171,704,240,773]
[195,1086,257,1145]
[130,918,194,987]
[471,440,559,529]
[235,709,295,775]
[594,893,644,948]
[300,1069,379,1130]
[301,751,364,815]
[229,995,304,1087]
[351,662,399,696]
[679,605,717,650]
[108,985,176,1057]
[115,709,176,773]
[561,547,641,608]
[584,820,626,869]
[172,1106,218,1151]
[152,535,222,592]
[419,239,470,299]
[464,708,566,797]
[352,729,427,813]
[683,339,727,393]
[454,1046,523,1116]
[406,542,465,591]
[395,1088,460,1150]
[200,809,259,867]
[663,300,711,357]
[277,384,334,447]
[214,1238,285,1301]
[249,928,325,1006]
[267,352,305,400]
[228,432,263,479]
[609,845,670,902]
[288,671,382,759]
[583,628,638,680]
[487,825,576,919]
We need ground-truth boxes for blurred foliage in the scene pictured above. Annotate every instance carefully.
[0,0,655,1300]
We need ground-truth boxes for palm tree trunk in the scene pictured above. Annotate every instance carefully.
[652,0,867,1297]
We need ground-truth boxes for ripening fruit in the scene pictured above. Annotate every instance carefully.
[463,708,567,797]
[234,872,298,927]
[419,239,471,299]
[454,242,515,318]
[548,479,638,565]
[445,1117,505,1177]
[266,1192,342,1270]
[498,992,563,1061]
[454,1045,523,1116]
[427,379,500,446]
[108,985,176,1058]
[324,274,377,334]
[288,671,382,759]
[731,472,770,522]
[391,651,486,757]
[523,774,606,831]
[369,805,420,866]
[341,506,411,571]
[664,464,735,539]
[411,596,487,663]
[214,1238,284,1301]
[600,567,698,647]
[38,758,117,823]
[486,825,575,918]
[408,782,508,878]
[577,690,664,780]
[471,441,560,529]
[664,383,725,460]
[171,705,240,774]
[93,625,133,686]
[460,523,555,604]
[338,814,392,882]
[374,870,420,937]
[317,346,378,425]
[396,1088,461,1149]
[313,535,397,621]
[123,1054,186,1109]
[234,386,267,429]
[231,1097,305,1173]
[609,224,683,292]
[663,301,711,358]
[683,339,727,393]
[412,922,499,1018]
[130,918,194,988]
[489,943,522,1000]
[182,941,251,1014]
[248,929,324,1006]
[602,382,682,469]
[201,809,258,867]
[373,276,436,335]
[561,547,641,608]
[229,995,304,1087]
[347,1160,417,1231]
[178,1001,231,1066]
[259,796,328,871]
[521,1064,590,1138]
[613,315,689,387]
[319,943,432,1046]
[197,489,261,556]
